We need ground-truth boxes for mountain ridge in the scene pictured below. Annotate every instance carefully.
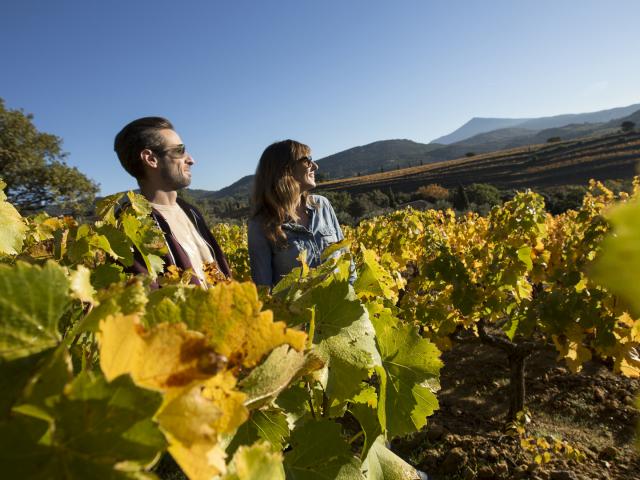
[431,102,640,144]
[203,103,640,199]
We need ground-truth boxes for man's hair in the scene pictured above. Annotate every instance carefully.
[114,117,174,179]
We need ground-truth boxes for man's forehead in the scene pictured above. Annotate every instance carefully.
[158,128,183,144]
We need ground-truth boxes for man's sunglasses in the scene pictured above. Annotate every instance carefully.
[149,144,187,156]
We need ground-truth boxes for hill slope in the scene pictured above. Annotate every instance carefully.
[317,139,444,178]
[318,131,640,195]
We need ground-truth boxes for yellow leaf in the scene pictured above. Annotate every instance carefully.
[99,314,226,391]
[157,373,248,479]
[168,440,227,480]
[184,282,307,368]
[201,371,249,434]
[552,331,592,373]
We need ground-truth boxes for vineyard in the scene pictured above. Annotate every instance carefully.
[1,177,639,479]
[318,131,640,195]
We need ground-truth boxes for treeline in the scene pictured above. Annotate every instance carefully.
[187,178,635,226]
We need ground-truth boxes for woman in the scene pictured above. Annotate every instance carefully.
[248,140,346,287]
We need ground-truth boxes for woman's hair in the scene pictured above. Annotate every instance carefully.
[251,139,316,246]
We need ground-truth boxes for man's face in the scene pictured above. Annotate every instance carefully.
[155,129,194,190]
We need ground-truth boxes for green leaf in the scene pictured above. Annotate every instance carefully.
[0,261,70,360]
[349,394,382,460]
[273,384,310,427]
[310,279,380,401]
[354,246,398,302]
[97,223,134,265]
[91,263,126,289]
[1,371,165,479]
[238,345,324,410]
[369,304,442,438]
[77,279,148,334]
[590,199,640,317]
[223,441,285,480]
[127,191,152,216]
[0,179,27,255]
[95,192,125,225]
[121,212,166,278]
[0,349,53,418]
[284,420,364,480]
[227,409,290,456]
[21,346,73,414]
[517,246,533,270]
[361,436,420,480]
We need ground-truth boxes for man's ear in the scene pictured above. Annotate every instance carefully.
[140,149,159,169]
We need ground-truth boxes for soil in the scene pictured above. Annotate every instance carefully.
[391,334,640,480]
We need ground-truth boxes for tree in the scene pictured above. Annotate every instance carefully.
[417,184,450,202]
[0,98,99,214]
[453,183,501,211]
[621,120,635,132]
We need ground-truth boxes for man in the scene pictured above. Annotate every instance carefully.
[114,117,231,286]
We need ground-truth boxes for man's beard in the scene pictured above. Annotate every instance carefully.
[159,163,191,190]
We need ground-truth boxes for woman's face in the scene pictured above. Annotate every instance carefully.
[292,155,318,193]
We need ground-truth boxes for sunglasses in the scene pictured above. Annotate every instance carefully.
[299,156,317,168]
[150,144,187,156]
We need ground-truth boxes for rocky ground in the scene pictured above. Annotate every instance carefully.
[391,336,640,480]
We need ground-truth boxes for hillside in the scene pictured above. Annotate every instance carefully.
[316,139,444,178]
[317,130,640,195]
[431,102,640,144]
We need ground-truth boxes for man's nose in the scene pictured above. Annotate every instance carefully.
[186,153,195,165]
[311,160,318,171]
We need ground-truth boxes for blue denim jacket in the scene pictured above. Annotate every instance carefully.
[248,195,345,286]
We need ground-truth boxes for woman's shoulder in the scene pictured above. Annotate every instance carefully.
[248,214,265,228]
[310,194,332,208]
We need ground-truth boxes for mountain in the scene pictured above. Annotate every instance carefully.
[431,103,640,144]
[431,118,530,144]
[318,130,640,195]
[317,139,444,179]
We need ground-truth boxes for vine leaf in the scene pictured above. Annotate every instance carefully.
[590,198,640,317]
[0,179,27,255]
[310,279,380,401]
[369,302,442,438]
[99,313,226,392]
[226,408,290,456]
[146,282,307,369]
[0,369,165,479]
[0,261,70,360]
[361,436,420,480]
[223,441,285,480]
[284,419,364,480]
[238,345,324,410]
[354,245,398,303]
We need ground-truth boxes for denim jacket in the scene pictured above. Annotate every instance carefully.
[248,195,345,286]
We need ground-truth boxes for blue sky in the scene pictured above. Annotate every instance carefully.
[2,0,639,194]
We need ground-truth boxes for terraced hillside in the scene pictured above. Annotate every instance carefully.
[318,131,640,194]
